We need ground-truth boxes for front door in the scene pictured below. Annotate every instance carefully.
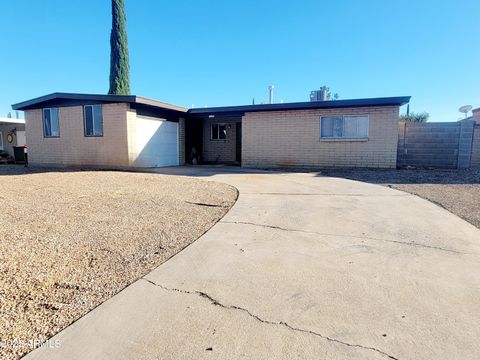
[235,122,242,163]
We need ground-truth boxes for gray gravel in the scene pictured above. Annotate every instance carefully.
[0,168,237,359]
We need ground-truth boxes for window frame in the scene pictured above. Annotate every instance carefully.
[43,108,60,138]
[320,114,369,140]
[0,131,3,150]
[83,104,104,137]
[211,123,227,141]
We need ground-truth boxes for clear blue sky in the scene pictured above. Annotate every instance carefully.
[1,0,479,121]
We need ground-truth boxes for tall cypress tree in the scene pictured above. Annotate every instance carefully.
[108,0,130,95]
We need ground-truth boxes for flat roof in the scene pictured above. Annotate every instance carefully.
[12,93,410,116]
[188,96,411,116]
[12,92,188,112]
[0,117,25,125]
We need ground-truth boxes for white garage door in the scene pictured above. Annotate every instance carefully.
[134,116,179,167]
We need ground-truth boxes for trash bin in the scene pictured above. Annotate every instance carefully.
[13,146,26,163]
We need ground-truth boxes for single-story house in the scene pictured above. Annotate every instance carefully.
[0,117,26,161]
[12,93,410,168]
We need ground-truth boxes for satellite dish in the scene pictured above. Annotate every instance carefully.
[459,105,472,118]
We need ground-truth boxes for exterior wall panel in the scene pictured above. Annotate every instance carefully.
[24,103,130,167]
[242,106,399,168]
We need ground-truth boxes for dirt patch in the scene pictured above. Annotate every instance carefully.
[0,168,237,359]
[320,168,480,229]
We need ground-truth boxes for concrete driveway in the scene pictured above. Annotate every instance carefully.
[26,167,480,360]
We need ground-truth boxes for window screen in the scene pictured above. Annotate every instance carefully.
[320,115,368,139]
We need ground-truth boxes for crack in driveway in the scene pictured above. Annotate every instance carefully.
[220,220,468,255]
[141,278,398,360]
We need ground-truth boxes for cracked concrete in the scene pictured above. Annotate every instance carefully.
[26,166,480,360]
[219,220,471,255]
[142,278,398,360]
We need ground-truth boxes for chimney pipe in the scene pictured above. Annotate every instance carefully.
[268,85,274,104]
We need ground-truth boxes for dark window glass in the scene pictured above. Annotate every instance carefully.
[212,123,227,140]
[212,124,219,140]
[43,109,51,137]
[219,124,227,140]
[84,106,94,136]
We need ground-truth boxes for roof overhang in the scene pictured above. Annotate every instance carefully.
[11,92,188,113]
[0,118,25,125]
[12,93,410,119]
[188,96,411,117]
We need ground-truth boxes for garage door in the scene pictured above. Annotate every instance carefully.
[134,116,179,167]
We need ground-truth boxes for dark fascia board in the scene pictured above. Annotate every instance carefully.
[187,96,411,116]
[12,92,188,113]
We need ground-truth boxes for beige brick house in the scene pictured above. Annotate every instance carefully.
[12,93,410,168]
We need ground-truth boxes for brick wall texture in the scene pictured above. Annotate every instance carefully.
[241,106,399,168]
[25,103,130,167]
[202,117,241,163]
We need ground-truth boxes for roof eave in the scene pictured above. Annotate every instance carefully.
[188,96,411,115]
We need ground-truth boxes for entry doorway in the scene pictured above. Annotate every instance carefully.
[236,122,242,164]
[185,119,204,164]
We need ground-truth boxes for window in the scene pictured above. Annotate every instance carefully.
[211,123,227,140]
[84,105,103,137]
[0,132,3,150]
[320,115,369,139]
[43,108,60,137]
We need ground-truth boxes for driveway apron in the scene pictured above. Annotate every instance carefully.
[25,167,480,360]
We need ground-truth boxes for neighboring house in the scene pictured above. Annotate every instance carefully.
[12,93,410,168]
[0,117,26,159]
[471,107,480,124]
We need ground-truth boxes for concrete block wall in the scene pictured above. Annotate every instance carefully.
[458,120,475,168]
[397,120,475,169]
[202,117,240,163]
[25,103,130,167]
[242,106,399,168]
[471,124,480,167]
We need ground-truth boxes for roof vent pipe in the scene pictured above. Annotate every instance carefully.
[268,85,274,104]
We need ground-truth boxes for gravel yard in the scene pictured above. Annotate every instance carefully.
[321,168,480,229]
[0,167,237,359]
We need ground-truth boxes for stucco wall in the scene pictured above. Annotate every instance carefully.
[24,103,130,167]
[242,106,399,168]
[203,117,240,163]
